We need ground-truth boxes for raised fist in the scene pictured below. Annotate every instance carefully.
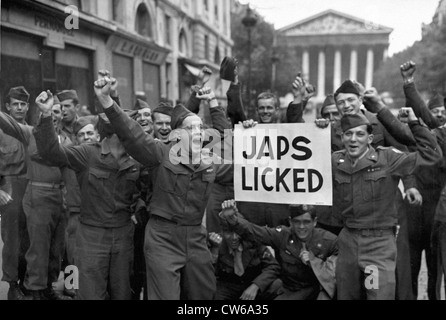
[400,61,416,80]
[363,87,385,113]
[197,66,213,87]
[35,90,54,114]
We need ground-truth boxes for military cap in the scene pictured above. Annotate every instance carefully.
[135,99,151,111]
[289,205,316,219]
[53,95,60,106]
[427,93,445,110]
[152,103,173,118]
[57,90,79,103]
[73,115,98,135]
[220,57,238,82]
[341,113,370,132]
[321,94,336,115]
[335,80,361,98]
[7,86,30,103]
[170,104,194,130]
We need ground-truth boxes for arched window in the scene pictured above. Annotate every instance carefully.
[179,29,188,55]
[135,3,152,38]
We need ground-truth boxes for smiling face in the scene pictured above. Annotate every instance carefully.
[430,106,446,127]
[137,107,154,134]
[6,98,29,123]
[342,125,373,160]
[257,98,279,124]
[222,231,242,251]
[289,213,317,242]
[336,93,362,116]
[153,112,172,143]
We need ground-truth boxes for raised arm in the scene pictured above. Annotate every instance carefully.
[401,61,441,129]
[33,91,89,171]
[286,74,314,123]
[363,88,416,147]
[388,108,442,177]
[0,111,31,145]
[94,77,165,168]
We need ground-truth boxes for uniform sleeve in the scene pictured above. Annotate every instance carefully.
[388,122,442,177]
[377,108,416,147]
[104,102,166,168]
[404,82,441,130]
[226,83,247,126]
[286,101,306,123]
[309,236,338,299]
[232,216,284,251]
[0,176,12,196]
[251,246,281,293]
[0,111,31,145]
[33,115,89,171]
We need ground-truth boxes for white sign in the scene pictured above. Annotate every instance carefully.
[234,124,332,206]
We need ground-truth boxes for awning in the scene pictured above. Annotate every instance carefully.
[184,63,201,77]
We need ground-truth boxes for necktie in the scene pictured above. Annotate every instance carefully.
[234,250,245,277]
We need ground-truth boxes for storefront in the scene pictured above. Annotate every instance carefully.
[0,0,114,124]
[108,33,169,109]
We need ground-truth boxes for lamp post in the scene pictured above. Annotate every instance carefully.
[242,5,258,119]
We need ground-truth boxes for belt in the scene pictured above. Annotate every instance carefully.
[29,181,64,189]
[346,227,395,237]
[151,214,177,225]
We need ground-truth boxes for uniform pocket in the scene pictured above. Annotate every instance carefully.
[334,174,351,203]
[158,162,189,197]
[362,170,387,201]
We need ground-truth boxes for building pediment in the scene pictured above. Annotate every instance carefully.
[278,9,393,36]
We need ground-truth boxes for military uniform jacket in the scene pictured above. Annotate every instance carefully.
[105,103,232,226]
[234,218,338,298]
[34,116,140,228]
[332,122,441,229]
[215,241,280,293]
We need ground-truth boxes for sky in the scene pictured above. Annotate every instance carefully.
[238,0,441,56]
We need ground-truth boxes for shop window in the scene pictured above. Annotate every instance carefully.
[135,3,153,38]
[204,35,209,60]
[214,46,221,64]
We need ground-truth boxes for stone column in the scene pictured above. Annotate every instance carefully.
[350,49,358,81]
[318,49,325,98]
[365,48,374,89]
[333,49,342,92]
[302,49,310,80]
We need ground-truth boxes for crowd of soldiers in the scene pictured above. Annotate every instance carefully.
[0,56,445,300]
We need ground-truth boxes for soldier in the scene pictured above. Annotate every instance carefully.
[57,90,81,141]
[0,86,30,300]
[332,109,441,300]
[0,93,72,300]
[34,89,141,300]
[134,99,154,136]
[209,218,282,301]
[219,201,338,300]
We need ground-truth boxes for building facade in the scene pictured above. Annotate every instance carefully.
[0,0,233,123]
[276,10,392,105]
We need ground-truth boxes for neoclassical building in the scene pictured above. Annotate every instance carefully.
[276,9,393,103]
[1,0,233,122]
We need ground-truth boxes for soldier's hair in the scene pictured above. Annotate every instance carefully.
[257,92,279,109]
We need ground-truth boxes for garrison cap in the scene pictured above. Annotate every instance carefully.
[73,115,98,135]
[321,94,336,115]
[341,113,370,132]
[57,90,79,103]
[428,93,445,110]
[289,205,316,219]
[7,86,30,103]
[170,104,194,130]
[335,80,361,99]
[135,99,151,111]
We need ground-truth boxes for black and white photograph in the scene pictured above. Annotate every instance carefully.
[0,0,445,306]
